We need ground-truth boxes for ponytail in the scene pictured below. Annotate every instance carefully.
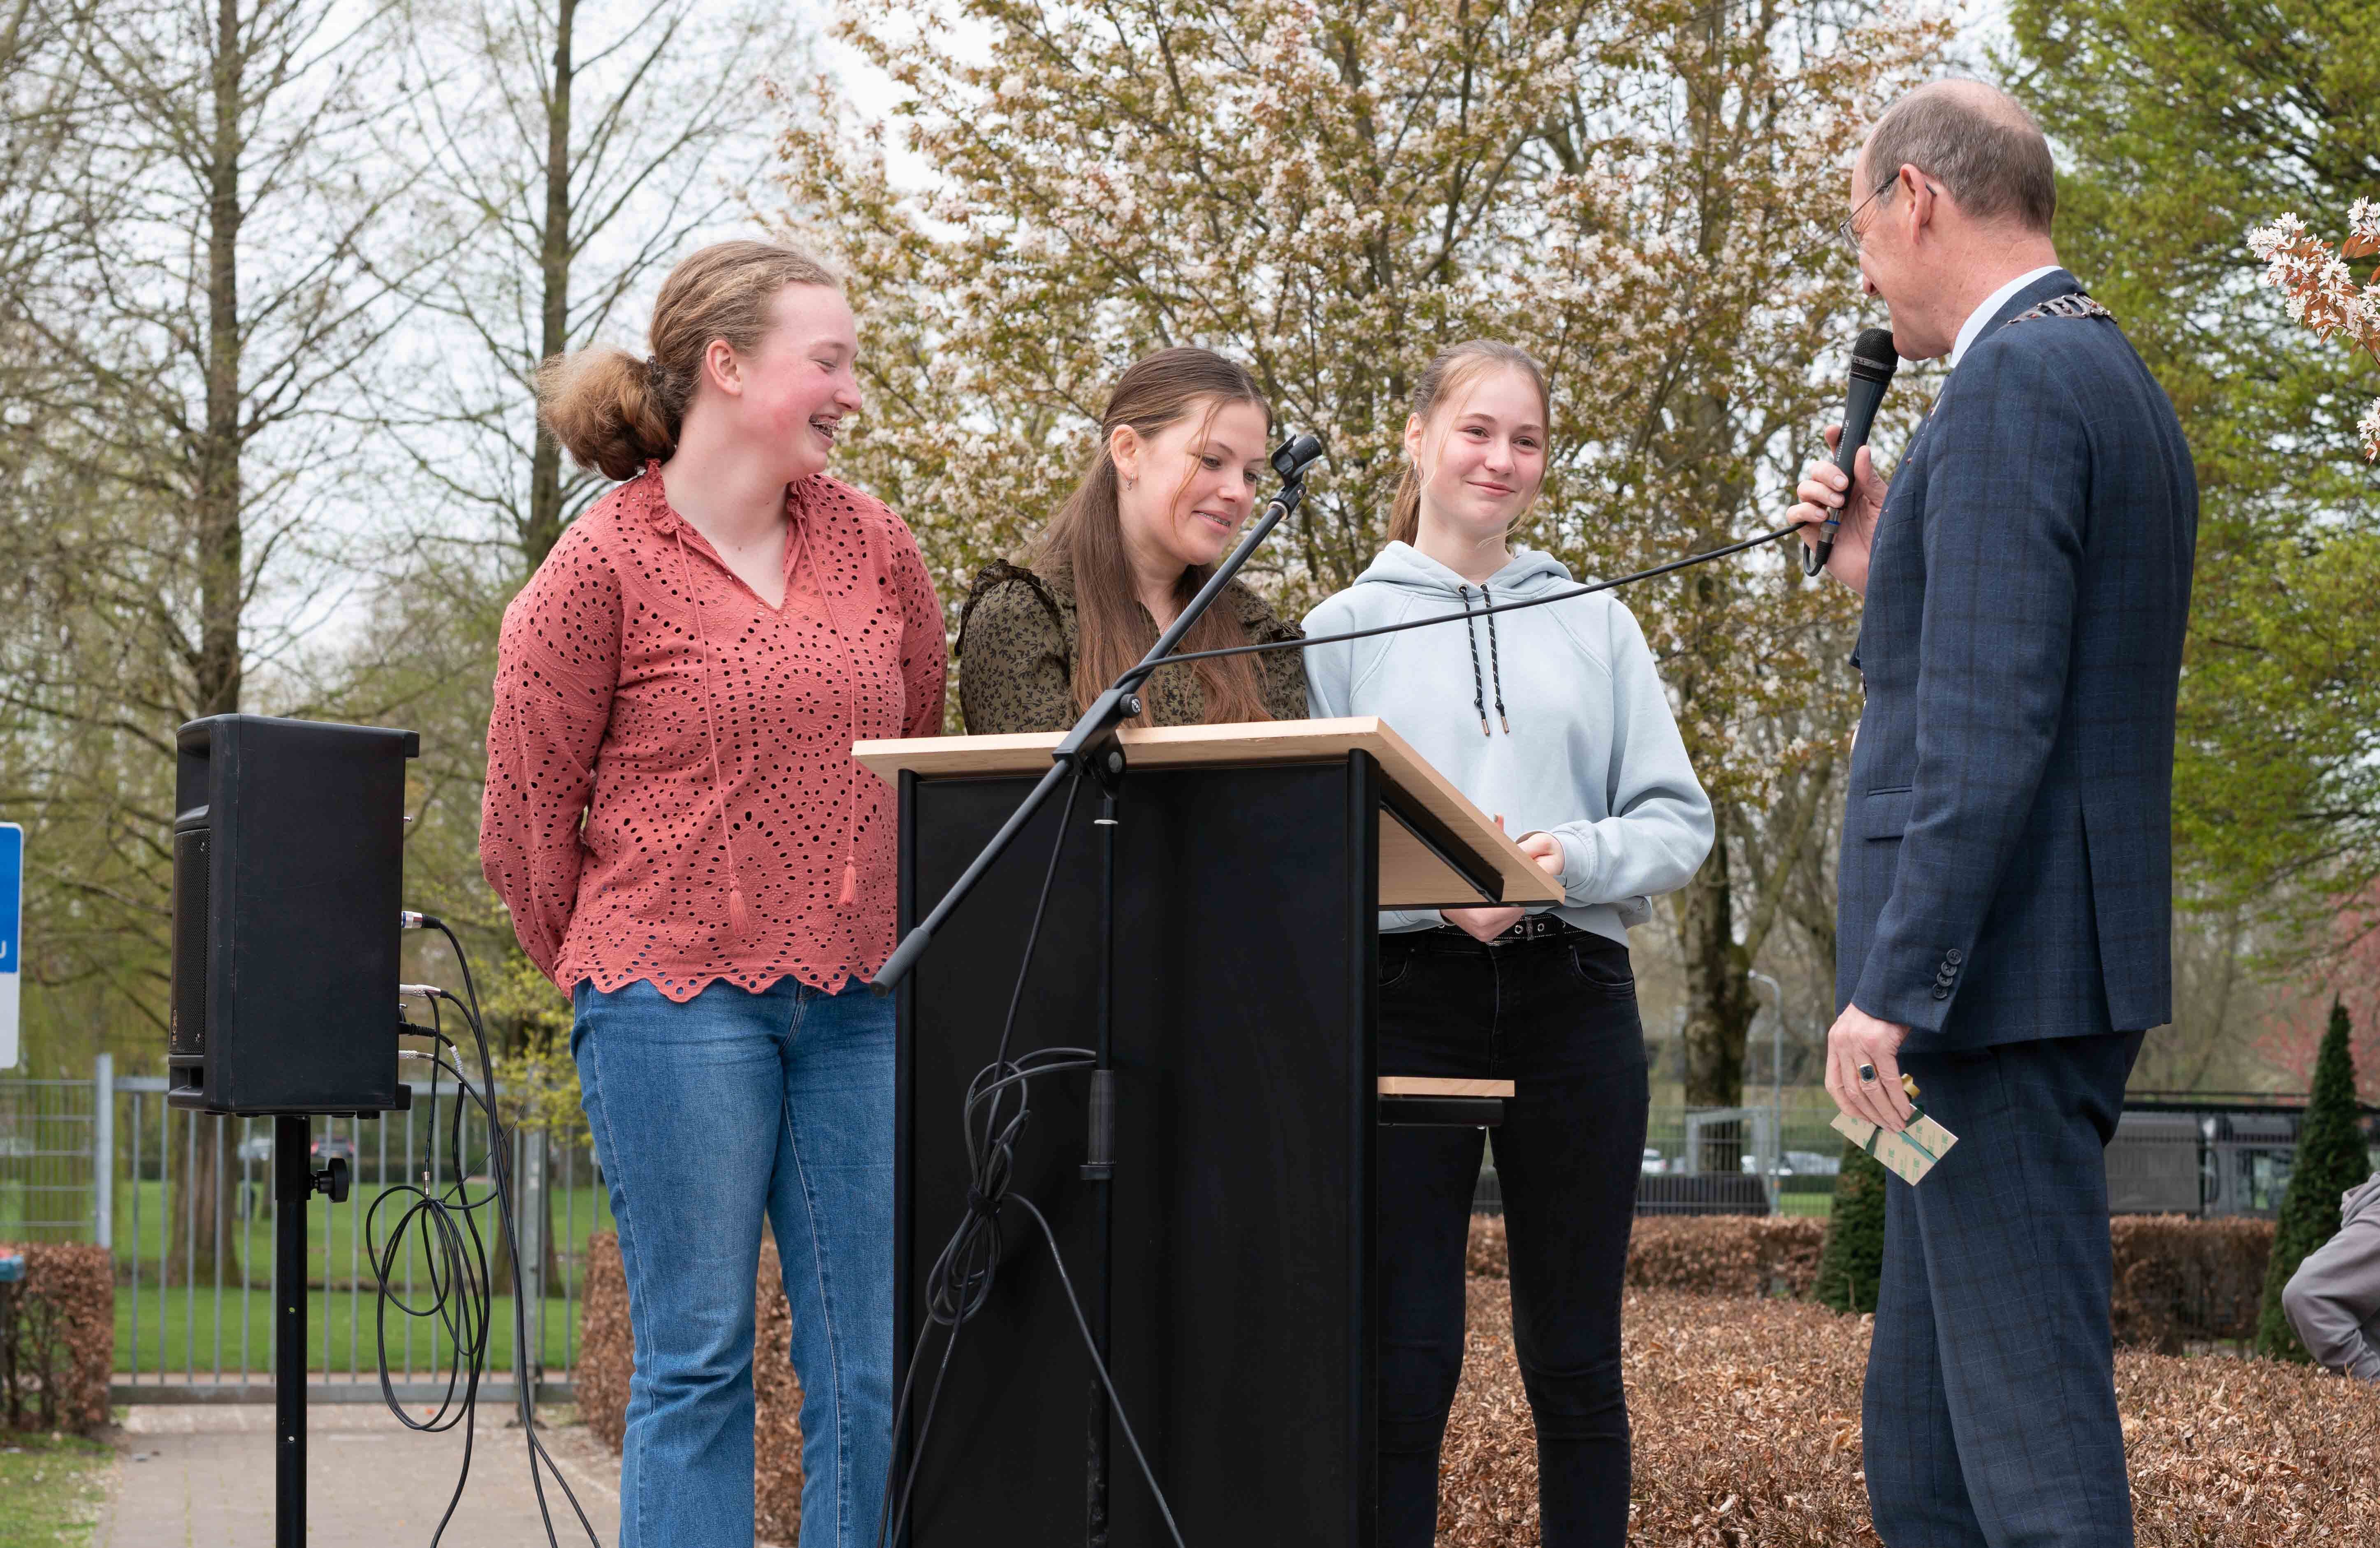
[535,239,842,481]
[534,348,677,481]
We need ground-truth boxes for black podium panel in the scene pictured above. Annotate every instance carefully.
[896,755,1379,1547]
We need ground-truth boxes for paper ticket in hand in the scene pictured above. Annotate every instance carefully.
[1831,1108,1958,1185]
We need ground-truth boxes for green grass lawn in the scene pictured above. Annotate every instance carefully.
[111,1177,611,1379]
[115,1283,581,1379]
[107,1179,615,1294]
[1779,1191,1835,1219]
[0,1432,112,1548]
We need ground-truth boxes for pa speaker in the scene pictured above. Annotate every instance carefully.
[169,714,419,1115]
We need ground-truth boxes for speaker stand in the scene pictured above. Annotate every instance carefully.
[273,1113,350,1548]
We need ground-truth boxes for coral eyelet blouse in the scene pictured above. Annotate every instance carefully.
[480,465,946,999]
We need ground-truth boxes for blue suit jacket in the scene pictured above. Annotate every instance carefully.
[1836,270,2196,1048]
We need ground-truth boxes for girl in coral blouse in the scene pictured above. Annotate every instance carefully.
[480,240,943,1548]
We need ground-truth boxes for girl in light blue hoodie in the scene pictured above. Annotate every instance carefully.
[1303,342,1712,1548]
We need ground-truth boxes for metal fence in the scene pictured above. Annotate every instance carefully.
[2106,1103,2380,1218]
[1471,1103,1848,1218]
[0,1063,106,1242]
[0,1061,601,1405]
[1468,1098,2376,1219]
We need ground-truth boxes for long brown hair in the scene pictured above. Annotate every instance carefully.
[1386,341,1552,546]
[535,239,842,480]
[1032,348,1275,725]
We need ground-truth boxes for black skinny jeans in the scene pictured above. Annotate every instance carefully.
[1376,925,1649,1548]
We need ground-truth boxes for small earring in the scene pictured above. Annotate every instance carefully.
[1124,476,1137,490]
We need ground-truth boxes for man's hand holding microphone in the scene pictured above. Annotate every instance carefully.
[1789,325,1900,595]
[1790,425,1888,595]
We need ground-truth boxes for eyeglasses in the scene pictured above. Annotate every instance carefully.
[1837,172,1943,258]
[1836,181,1891,258]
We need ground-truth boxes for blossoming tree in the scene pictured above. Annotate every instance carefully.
[771,0,1948,1112]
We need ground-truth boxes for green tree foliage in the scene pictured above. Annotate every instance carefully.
[2008,2,2380,933]
[1815,1138,1888,1314]
[2255,1000,2375,1360]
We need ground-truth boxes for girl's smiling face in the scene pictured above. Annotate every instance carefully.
[1408,365,1548,546]
[720,282,863,483]
[1111,396,1272,573]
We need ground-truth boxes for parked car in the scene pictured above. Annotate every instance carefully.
[1640,1147,1667,1175]
[1739,1149,1846,1177]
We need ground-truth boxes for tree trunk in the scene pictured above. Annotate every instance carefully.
[165,1112,243,1287]
[520,0,576,573]
[1675,813,1758,1172]
[167,0,250,1288]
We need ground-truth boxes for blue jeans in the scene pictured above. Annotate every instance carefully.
[574,976,894,1548]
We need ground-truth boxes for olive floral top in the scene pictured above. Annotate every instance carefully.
[955,561,1310,734]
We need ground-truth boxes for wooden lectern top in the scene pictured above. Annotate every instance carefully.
[854,716,1564,910]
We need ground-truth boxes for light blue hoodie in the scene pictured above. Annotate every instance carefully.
[1302,542,1714,941]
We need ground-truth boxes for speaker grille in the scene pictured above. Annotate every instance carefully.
[169,825,208,1055]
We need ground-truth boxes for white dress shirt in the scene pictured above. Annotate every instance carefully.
[1947,264,2061,370]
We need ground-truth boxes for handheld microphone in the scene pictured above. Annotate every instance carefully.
[1805,327,1899,577]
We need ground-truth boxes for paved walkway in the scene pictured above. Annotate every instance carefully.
[93,1401,625,1548]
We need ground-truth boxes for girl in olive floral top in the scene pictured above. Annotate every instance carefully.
[955,348,1308,734]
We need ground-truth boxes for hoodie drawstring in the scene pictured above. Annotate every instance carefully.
[673,531,755,940]
[1457,586,1511,736]
[1481,584,1510,733]
[1458,588,1490,736]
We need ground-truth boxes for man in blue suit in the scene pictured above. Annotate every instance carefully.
[1789,80,2196,1546]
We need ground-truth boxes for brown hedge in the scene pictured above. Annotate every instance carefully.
[0,1242,111,1435]
[579,1232,805,1544]
[2109,1215,2272,1353]
[1441,1283,2380,1546]
[1468,1215,1826,1299]
[1471,1214,2278,1351]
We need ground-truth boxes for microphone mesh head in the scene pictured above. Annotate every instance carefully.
[1850,328,1900,383]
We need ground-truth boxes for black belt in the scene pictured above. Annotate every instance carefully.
[1428,914,1579,946]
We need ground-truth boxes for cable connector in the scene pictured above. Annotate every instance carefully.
[399,983,445,1003]
[399,910,441,930]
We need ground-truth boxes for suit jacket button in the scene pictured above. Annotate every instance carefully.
[1945,948,1965,965]
[1932,986,1951,1000]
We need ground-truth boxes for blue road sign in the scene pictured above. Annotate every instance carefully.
[0,823,19,1068]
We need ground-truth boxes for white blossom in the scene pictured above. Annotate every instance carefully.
[2246,212,2307,260]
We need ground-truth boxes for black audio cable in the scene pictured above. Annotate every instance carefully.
[377,915,600,1548]
[1138,522,1806,679]
[878,772,1190,1548]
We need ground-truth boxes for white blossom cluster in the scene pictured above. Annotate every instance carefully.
[2247,208,2380,459]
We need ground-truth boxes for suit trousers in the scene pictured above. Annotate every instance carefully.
[1864,1029,2143,1548]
